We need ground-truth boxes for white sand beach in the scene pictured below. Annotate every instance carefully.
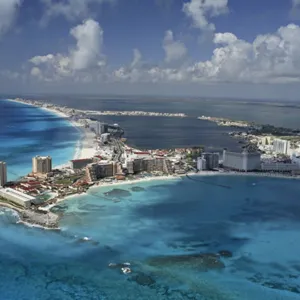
[6,98,98,167]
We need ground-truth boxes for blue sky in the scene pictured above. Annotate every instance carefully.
[1,0,300,100]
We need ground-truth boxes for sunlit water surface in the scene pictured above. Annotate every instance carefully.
[1,175,300,299]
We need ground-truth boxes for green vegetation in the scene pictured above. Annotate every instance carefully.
[55,175,82,185]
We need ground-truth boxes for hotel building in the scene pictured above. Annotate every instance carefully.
[0,187,35,208]
[32,156,52,174]
[273,139,290,155]
[202,153,219,170]
[86,162,115,182]
[0,161,7,187]
[223,150,261,172]
[197,157,207,171]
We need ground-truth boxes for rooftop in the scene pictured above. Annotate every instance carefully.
[0,188,35,202]
[71,158,93,162]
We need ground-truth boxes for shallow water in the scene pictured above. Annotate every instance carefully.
[1,175,300,299]
[0,100,80,181]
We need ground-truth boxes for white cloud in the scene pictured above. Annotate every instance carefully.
[214,32,238,45]
[114,49,144,83]
[187,24,300,83]
[183,0,228,31]
[131,49,142,68]
[40,0,115,22]
[291,0,300,18]
[70,19,104,70]
[163,30,187,63]
[29,19,104,81]
[0,0,22,36]
[112,24,300,85]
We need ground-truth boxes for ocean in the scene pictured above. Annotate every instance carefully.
[1,175,300,299]
[1,97,300,299]
[0,100,80,181]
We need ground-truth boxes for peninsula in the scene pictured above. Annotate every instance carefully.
[2,98,300,230]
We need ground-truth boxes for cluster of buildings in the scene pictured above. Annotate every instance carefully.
[195,148,300,173]
[197,153,219,171]
[0,156,54,208]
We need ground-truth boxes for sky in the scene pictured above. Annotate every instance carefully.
[1,0,300,100]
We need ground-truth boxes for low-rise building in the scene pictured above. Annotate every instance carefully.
[0,187,35,208]
[223,150,261,172]
[261,162,299,172]
[70,158,93,170]
[291,154,300,167]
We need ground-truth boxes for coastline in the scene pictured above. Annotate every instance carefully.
[53,170,300,206]
[5,98,98,167]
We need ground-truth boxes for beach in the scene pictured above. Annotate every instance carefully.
[6,98,98,167]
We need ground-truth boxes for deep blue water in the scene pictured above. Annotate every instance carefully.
[20,95,300,150]
[1,175,300,299]
[1,98,300,299]
[0,100,80,181]
[93,115,242,151]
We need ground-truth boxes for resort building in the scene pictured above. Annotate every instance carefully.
[86,162,115,181]
[273,139,290,155]
[202,153,219,170]
[291,154,300,167]
[70,158,93,170]
[32,156,52,174]
[0,187,35,208]
[223,150,261,172]
[0,161,7,187]
[197,157,207,171]
[261,163,300,172]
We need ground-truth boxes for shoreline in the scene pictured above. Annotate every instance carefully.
[5,98,98,168]
[52,170,300,206]
[0,202,60,230]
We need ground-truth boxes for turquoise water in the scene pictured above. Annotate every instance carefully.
[1,175,300,299]
[0,99,80,181]
[1,100,300,299]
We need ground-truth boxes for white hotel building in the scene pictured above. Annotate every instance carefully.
[222,150,261,172]
[273,139,290,155]
[0,188,35,208]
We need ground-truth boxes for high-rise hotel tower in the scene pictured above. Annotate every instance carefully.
[0,162,7,187]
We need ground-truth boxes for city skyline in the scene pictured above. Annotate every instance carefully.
[1,0,300,99]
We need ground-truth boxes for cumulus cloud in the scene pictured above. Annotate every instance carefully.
[163,30,187,63]
[131,49,142,68]
[29,19,104,81]
[291,0,300,19]
[112,24,300,85]
[70,19,104,70]
[183,0,228,32]
[0,0,22,36]
[40,0,115,22]
[114,49,145,83]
